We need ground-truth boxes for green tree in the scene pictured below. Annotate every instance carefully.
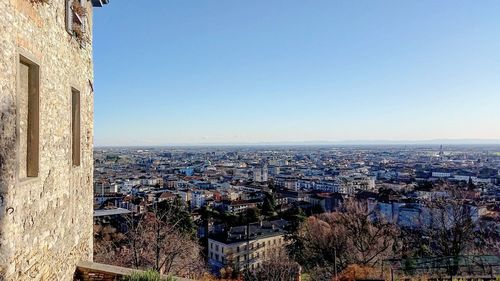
[467,177,475,189]
[415,181,433,192]
[221,212,240,227]
[156,198,196,236]
[311,204,324,215]
[267,179,277,192]
[198,206,216,232]
[242,207,261,223]
[262,192,277,217]
[284,206,307,262]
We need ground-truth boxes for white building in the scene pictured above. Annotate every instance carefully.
[432,171,451,178]
[191,190,213,209]
[253,165,268,183]
[208,220,288,271]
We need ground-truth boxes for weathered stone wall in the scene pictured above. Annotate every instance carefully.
[0,0,94,280]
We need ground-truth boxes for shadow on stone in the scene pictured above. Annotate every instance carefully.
[0,96,16,278]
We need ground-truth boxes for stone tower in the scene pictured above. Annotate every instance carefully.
[0,0,107,280]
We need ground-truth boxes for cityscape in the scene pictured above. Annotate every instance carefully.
[1,0,500,281]
[92,145,500,280]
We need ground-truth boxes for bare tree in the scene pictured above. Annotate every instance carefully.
[419,191,477,276]
[244,249,300,281]
[94,202,206,279]
[298,215,348,274]
[126,203,206,278]
[475,218,500,256]
[93,223,131,266]
[336,200,400,267]
[424,197,475,258]
[292,199,399,280]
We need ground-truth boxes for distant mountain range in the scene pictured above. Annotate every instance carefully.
[96,139,500,148]
[260,139,500,145]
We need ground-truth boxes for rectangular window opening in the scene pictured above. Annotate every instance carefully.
[19,56,40,178]
[72,88,81,166]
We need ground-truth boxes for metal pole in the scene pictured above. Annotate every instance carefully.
[246,220,250,271]
[334,248,337,278]
[381,260,384,278]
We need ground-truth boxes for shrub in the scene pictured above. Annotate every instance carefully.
[72,23,89,46]
[71,0,87,18]
[124,270,177,281]
[335,264,380,281]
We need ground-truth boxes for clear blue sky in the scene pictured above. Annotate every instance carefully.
[93,0,500,146]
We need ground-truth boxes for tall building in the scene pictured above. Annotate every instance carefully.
[0,0,107,280]
[253,164,268,183]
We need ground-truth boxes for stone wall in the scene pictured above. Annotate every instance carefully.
[0,0,95,280]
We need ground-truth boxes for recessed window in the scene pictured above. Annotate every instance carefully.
[72,88,81,166]
[18,56,40,178]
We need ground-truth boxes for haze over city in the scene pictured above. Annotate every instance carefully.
[93,1,500,146]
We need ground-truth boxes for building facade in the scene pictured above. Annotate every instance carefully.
[0,0,107,280]
[208,220,288,272]
[253,164,268,183]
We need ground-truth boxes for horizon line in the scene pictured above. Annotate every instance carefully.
[94,138,500,148]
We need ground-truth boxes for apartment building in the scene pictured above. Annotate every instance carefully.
[336,173,376,194]
[252,164,268,183]
[223,199,261,214]
[208,220,288,271]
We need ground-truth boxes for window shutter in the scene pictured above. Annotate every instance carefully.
[80,0,86,30]
[65,0,73,34]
